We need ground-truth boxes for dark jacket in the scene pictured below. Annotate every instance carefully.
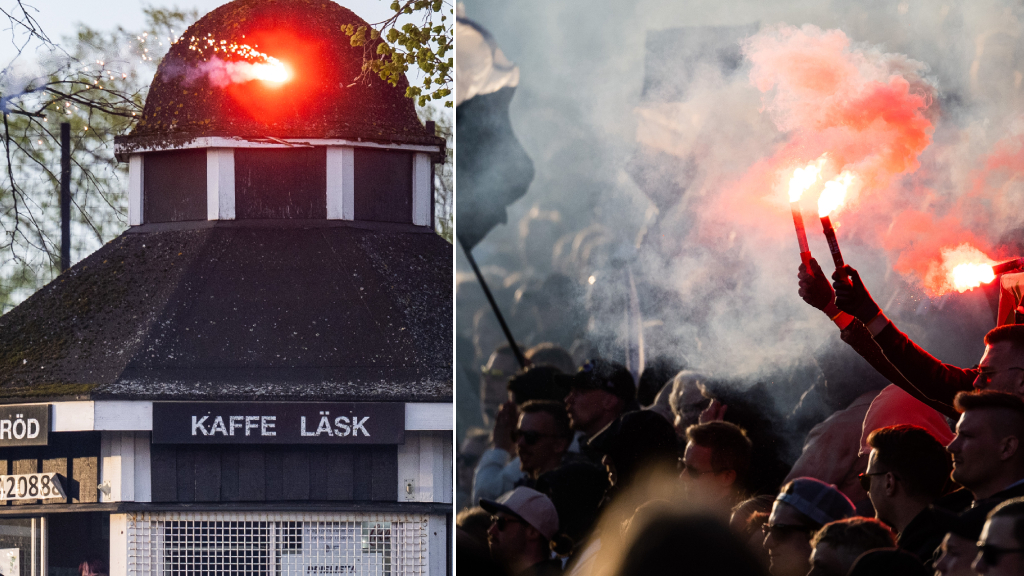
[841,320,974,418]
[897,507,949,564]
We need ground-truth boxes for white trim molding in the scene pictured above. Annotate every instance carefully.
[116,136,441,156]
[128,154,144,226]
[326,146,355,220]
[412,153,432,227]
[206,148,235,220]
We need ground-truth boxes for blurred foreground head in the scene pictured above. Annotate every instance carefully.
[615,514,768,576]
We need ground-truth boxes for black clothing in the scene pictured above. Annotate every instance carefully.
[897,507,948,564]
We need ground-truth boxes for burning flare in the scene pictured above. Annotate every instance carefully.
[941,244,996,293]
[818,171,855,217]
[184,33,293,86]
[788,155,827,202]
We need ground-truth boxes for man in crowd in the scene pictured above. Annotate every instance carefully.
[861,424,952,562]
[515,400,574,481]
[481,487,562,576]
[565,359,635,459]
[807,517,897,576]
[947,391,1024,509]
[473,398,574,502]
[763,477,855,576]
[681,421,753,512]
[974,497,1024,575]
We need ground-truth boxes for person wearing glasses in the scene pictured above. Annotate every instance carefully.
[680,421,753,513]
[859,425,953,563]
[481,487,562,576]
[797,260,1024,416]
[514,400,575,482]
[762,477,855,576]
[973,497,1024,575]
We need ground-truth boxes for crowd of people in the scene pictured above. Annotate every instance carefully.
[455,228,1024,575]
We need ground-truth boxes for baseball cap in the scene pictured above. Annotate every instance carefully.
[776,477,855,527]
[571,359,636,404]
[479,487,559,540]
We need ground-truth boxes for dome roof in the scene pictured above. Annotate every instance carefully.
[119,0,439,149]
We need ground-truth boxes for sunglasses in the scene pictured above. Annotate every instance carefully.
[490,515,524,531]
[512,429,560,446]
[677,459,719,478]
[977,543,1024,566]
[762,523,815,539]
[858,471,889,492]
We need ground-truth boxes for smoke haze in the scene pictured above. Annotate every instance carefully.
[458,0,1024,417]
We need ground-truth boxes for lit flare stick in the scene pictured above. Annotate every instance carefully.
[817,172,855,281]
[787,158,826,268]
[791,203,813,268]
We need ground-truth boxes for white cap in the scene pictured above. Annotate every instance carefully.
[480,487,559,540]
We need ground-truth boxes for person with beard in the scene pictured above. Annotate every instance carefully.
[762,478,855,576]
[481,487,562,576]
[564,360,635,462]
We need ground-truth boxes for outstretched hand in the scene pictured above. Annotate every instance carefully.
[798,258,835,311]
[832,265,881,323]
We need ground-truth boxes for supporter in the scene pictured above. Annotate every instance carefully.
[587,410,677,496]
[933,507,990,576]
[481,487,562,576]
[763,478,855,576]
[860,425,952,562]
[473,399,574,502]
[807,517,896,576]
[515,400,574,480]
[681,421,753,510]
[472,398,525,504]
[947,391,1024,507]
[565,359,635,460]
[973,497,1024,575]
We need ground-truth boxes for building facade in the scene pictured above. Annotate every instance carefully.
[0,1,452,574]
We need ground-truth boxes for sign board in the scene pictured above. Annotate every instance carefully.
[0,404,48,447]
[152,402,405,444]
[0,473,66,501]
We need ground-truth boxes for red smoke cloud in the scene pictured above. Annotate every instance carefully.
[715,24,1009,296]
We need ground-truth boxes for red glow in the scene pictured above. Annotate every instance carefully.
[225,28,330,122]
